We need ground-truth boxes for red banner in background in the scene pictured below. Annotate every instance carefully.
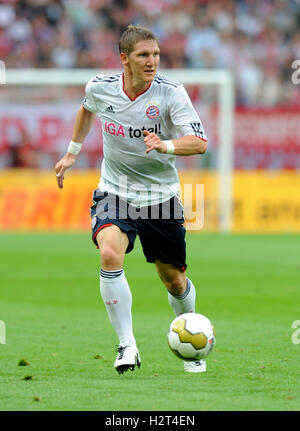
[1,105,300,169]
[0,104,103,152]
[235,107,300,146]
[233,107,300,169]
[200,106,300,169]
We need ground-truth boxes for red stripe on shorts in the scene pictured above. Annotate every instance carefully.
[93,223,113,246]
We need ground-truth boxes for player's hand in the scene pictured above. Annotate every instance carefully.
[143,130,167,154]
[55,153,76,189]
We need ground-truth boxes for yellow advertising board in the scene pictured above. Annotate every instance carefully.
[232,171,300,232]
[0,170,94,231]
[0,169,299,232]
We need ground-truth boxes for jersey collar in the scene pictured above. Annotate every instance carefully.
[121,73,153,101]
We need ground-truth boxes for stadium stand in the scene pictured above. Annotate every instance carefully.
[1,0,300,107]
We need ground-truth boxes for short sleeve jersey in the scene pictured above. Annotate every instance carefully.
[83,73,207,207]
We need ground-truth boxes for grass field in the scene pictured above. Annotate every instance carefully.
[0,232,299,411]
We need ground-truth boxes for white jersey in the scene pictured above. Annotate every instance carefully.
[83,73,207,207]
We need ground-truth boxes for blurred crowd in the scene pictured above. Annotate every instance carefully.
[1,0,300,106]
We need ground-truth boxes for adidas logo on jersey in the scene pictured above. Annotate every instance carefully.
[105,105,115,113]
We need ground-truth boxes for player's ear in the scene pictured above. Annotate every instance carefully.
[120,52,129,66]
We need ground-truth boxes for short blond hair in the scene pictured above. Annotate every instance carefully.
[119,24,159,55]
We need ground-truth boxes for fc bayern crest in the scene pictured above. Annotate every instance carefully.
[146,105,160,119]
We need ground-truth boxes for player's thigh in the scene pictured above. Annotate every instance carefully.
[96,224,129,269]
[155,259,186,295]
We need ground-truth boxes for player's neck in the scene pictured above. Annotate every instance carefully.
[123,71,151,100]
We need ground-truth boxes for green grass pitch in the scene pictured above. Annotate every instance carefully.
[0,232,299,411]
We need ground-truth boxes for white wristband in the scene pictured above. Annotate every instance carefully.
[163,140,175,154]
[67,140,82,155]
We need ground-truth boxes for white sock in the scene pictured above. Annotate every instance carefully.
[100,269,136,347]
[168,278,196,316]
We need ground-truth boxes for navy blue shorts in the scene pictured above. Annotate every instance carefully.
[90,189,187,270]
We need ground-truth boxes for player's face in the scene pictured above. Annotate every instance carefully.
[126,39,160,83]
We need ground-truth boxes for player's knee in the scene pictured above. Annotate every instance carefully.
[100,246,123,270]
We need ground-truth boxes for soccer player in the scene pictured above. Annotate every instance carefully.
[55,25,208,374]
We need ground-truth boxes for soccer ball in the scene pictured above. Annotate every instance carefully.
[167,313,216,361]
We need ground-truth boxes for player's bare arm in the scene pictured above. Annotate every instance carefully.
[143,130,207,156]
[55,106,96,189]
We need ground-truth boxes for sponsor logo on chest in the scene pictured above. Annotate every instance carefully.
[103,121,161,138]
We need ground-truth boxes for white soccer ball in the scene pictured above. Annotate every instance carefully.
[167,312,216,361]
